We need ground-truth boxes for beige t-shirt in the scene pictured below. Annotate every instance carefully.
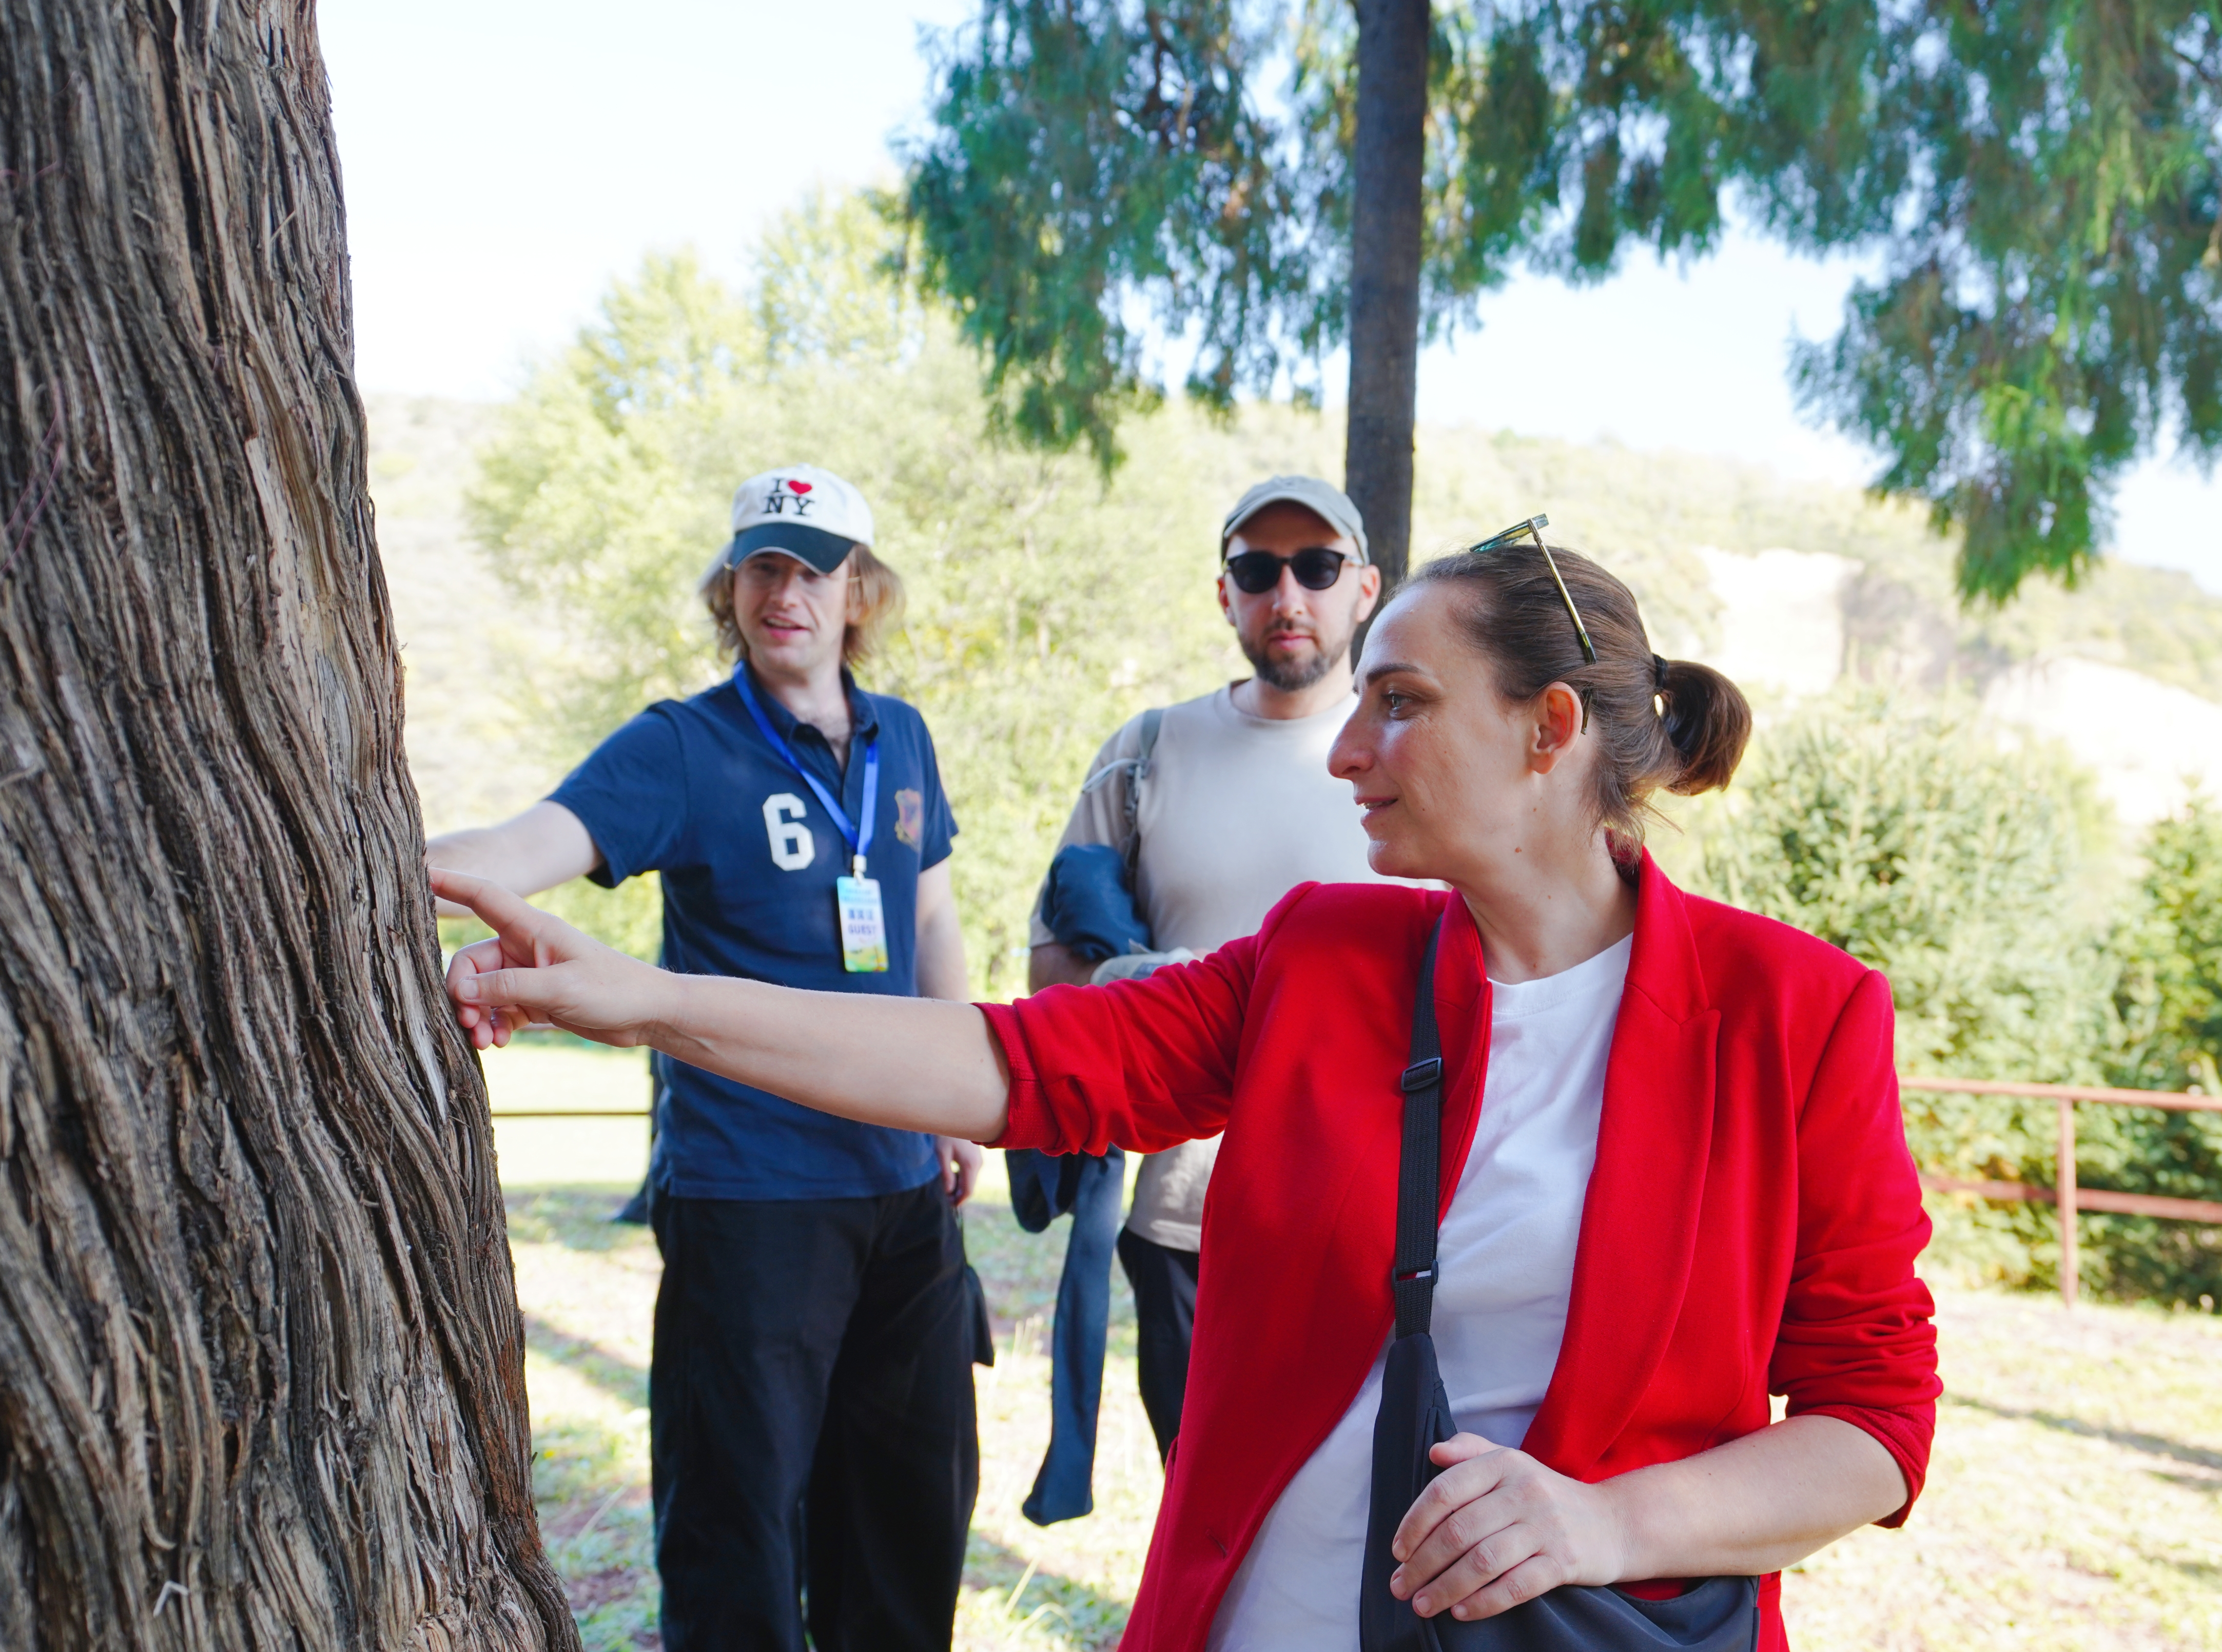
[1031,684,1401,1250]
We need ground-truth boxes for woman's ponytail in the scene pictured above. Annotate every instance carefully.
[1656,657,1751,795]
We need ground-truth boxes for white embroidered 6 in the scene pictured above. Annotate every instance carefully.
[762,793,814,871]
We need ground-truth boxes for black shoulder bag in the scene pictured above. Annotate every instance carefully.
[1359,918,1759,1652]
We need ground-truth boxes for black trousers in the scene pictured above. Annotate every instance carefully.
[1116,1227,1201,1463]
[650,1183,979,1652]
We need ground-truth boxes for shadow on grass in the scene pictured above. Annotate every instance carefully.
[2156,1555,2222,1582]
[964,1530,1131,1650]
[1946,1392,2222,1472]
[2150,1470,2222,1497]
[525,1311,650,1410]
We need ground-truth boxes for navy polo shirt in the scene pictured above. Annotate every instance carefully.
[549,668,957,1201]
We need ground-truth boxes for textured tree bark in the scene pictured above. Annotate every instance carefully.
[1343,0,1431,590]
[0,4,576,1648]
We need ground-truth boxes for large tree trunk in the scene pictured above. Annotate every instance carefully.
[0,4,576,1648]
[1343,0,1430,589]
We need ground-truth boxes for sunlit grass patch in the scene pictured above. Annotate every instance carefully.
[503,1133,2222,1652]
[958,1538,1133,1650]
[534,1413,656,1651]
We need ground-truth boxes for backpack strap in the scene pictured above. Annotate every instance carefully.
[1123,706,1164,857]
[1392,913,1447,1339]
[1074,705,1165,878]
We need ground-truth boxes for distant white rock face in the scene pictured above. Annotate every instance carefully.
[1689,545,2222,825]
[1691,547,1858,698]
[1982,657,2222,825]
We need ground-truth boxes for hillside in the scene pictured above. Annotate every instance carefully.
[373,393,2222,840]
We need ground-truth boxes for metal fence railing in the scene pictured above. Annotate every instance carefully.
[1902,1076,2222,1307]
[489,1111,652,1119]
[488,1078,2222,1308]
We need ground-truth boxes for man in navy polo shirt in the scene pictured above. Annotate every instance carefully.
[426,463,980,1651]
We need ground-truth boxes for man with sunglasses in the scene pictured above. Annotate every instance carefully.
[1028,474,1394,1462]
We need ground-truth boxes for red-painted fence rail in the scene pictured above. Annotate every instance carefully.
[1901,1076,2222,1306]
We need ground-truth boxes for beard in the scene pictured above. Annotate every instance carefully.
[1242,623,1350,692]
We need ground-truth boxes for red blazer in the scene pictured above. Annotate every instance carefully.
[981,856,1939,1652]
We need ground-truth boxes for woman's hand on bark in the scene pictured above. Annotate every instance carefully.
[434,868,670,1051]
[1389,1435,1628,1620]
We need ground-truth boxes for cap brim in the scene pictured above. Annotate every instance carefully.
[728,522,856,575]
[1222,494,1367,561]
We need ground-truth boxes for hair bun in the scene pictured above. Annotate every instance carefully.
[1655,657,1753,795]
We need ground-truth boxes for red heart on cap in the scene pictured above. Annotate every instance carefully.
[788,481,813,494]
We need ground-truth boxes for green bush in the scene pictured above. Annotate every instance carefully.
[1699,692,2122,1289]
[1702,693,2222,1301]
[2096,802,2222,1304]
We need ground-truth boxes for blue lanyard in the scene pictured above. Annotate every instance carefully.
[732,665,878,874]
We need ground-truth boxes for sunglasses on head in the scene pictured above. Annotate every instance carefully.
[1469,513,1597,665]
[1223,546,1352,594]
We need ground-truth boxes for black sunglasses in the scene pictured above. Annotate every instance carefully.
[1469,513,1597,665]
[1224,547,1352,594]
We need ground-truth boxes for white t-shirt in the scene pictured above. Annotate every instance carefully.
[1206,934,1634,1650]
[1033,685,1401,1250]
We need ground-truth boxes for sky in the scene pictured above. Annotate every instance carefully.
[319,0,2219,587]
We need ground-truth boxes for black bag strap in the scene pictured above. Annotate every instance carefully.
[1392,912,1447,1339]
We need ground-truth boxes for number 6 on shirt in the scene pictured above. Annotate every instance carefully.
[763,793,814,871]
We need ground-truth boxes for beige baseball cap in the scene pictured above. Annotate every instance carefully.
[723,463,874,575]
[1220,475,1369,563]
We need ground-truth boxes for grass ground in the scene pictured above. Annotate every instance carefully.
[491,1051,2222,1651]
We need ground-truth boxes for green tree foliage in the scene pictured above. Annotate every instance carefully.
[1789,1,2222,604]
[903,1,1307,460]
[905,0,2222,599]
[902,0,1779,463]
[464,193,1253,994]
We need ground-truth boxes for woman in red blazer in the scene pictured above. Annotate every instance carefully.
[439,535,1938,1652]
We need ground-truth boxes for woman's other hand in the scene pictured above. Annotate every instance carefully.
[1388,1435,1626,1620]
[435,868,672,1051]
[1395,1414,1909,1620]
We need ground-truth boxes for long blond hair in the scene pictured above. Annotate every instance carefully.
[698,543,906,669]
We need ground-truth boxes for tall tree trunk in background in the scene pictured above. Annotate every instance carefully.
[0,4,575,1648]
[1343,0,1430,590]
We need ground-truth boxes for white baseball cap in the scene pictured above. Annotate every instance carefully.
[1220,475,1369,563]
[724,463,874,575]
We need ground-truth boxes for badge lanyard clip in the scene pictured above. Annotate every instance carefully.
[733,666,887,971]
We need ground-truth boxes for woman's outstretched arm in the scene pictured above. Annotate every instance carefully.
[433,869,1011,1142]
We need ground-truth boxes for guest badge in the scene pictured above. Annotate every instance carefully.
[836,862,889,974]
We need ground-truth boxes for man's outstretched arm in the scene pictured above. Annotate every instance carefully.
[424,801,603,916]
[435,868,1012,1143]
